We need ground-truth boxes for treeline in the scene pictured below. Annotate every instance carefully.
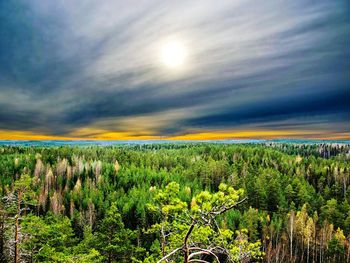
[265,142,350,159]
[0,143,350,262]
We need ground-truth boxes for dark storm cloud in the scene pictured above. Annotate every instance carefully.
[0,0,349,137]
[183,89,350,128]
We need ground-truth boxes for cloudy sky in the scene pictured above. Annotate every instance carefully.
[0,0,349,139]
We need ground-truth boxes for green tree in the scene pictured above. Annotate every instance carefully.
[148,182,263,263]
[3,174,37,263]
[97,202,136,262]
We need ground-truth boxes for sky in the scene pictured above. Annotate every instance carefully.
[0,0,349,140]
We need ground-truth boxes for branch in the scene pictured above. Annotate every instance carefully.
[212,219,221,234]
[189,260,210,263]
[184,224,195,247]
[188,251,211,259]
[210,197,248,216]
[188,247,220,262]
[157,247,182,263]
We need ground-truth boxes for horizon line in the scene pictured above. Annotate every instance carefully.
[1,129,349,141]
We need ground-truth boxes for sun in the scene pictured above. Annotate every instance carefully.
[160,40,187,68]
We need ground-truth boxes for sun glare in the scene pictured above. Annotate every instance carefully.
[160,40,187,68]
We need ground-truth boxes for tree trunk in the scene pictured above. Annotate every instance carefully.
[290,222,293,261]
[301,238,304,263]
[183,224,195,263]
[161,223,168,263]
[0,211,5,262]
[313,228,317,263]
[14,191,22,263]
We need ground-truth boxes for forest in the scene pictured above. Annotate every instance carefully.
[0,142,350,262]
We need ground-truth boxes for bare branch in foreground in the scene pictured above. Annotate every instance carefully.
[157,247,182,263]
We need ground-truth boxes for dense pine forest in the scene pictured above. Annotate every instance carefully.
[1,143,350,263]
